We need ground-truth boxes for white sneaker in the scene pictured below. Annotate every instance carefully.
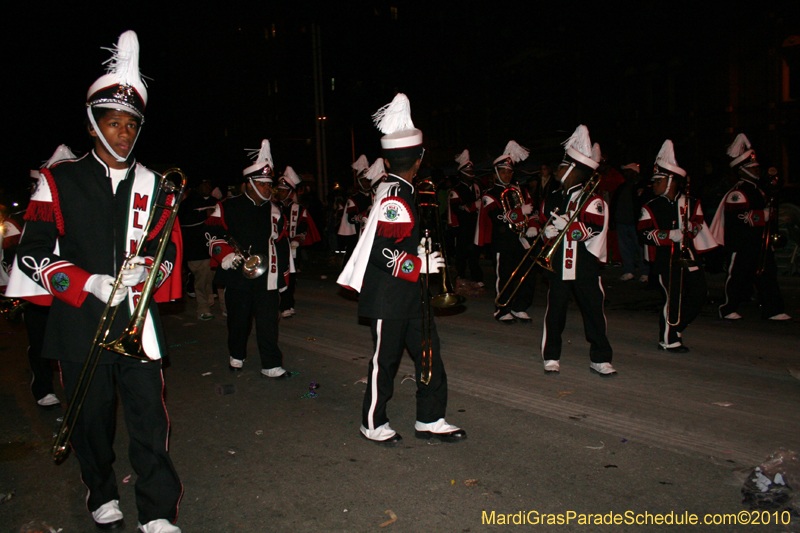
[510,310,532,321]
[36,393,60,407]
[619,273,635,281]
[281,309,294,318]
[261,366,288,378]
[543,360,560,373]
[723,312,742,320]
[229,357,243,369]
[639,275,649,282]
[360,422,401,443]
[769,313,792,321]
[496,312,515,324]
[92,500,123,529]
[414,418,467,442]
[138,519,181,533]
[590,362,617,376]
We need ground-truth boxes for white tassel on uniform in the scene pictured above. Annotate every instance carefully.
[373,93,415,134]
[562,125,592,158]
[101,30,148,96]
[503,141,529,163]
[247,139,273,170]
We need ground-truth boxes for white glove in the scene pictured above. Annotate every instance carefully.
[544,225,559,239]
[521,203,533,215]
[84,274,126,307]
[291,241,300,249]
[221,253,243,270]
[120,256,148,287]
[417,237,430,257]
[551,212,569,230]
[669,229,683,242]
[419,251,445,274]
[525,226,539,239]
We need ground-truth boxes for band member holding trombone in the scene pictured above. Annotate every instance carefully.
[710,134,791,321]
[9,32,183,532]
[540,125,615,376]
[338,93,466,446]
[206,140,294,377]
[638,141,717,353]
[477,141,539,324]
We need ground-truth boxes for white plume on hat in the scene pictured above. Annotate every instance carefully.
[373,93,423,149]
[87,30,148,115]
[562,125,599,170]
[281,166,302,189]
[727,133,757,168]
[455,149,472,170]
[655,140,686,177]
[366,158,387,185]
[352,154,370,175]
[243,139,274,178]
[494,141,529,166]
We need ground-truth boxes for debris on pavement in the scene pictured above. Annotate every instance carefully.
[712,402,733,407]
[201,372,212,376]
[741,449,800,517]
[122,475,131,483]
[17,521,60,533]
[355,377,367,385]
[585,441,605,450]
[464,479,479,487]
[380,510,397,527]
[569,414,588,420]
[401,374,415,384]
[301,382,320,399]
[1,490,15,503]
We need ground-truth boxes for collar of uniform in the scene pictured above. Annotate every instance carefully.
[91,149,134,179]
[387,173,414,194]
[243,188,264,206]
[739,176,758,188]
[565,182,585,196]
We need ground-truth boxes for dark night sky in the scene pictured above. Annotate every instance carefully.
[3,1,795,200]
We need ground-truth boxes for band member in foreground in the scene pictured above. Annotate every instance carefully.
[638,140,718,353]
[710,134,791,321]
[9,31,183,532]
[338,155,373,265]
[275,165,321,318]
[448,149,484,286]
[338,93,466,446]
[540,125,615,376]
[477,141,539,324]
[206,140,295,377]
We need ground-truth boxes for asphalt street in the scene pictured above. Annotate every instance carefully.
[1,256,799,533]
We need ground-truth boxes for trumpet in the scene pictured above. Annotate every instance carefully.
[500,187,529,233]
[225,236,268,279]
[53,168,187,463]
[666,184,697,327]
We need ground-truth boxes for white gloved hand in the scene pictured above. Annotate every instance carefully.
[221,253,243,270]
[291,241,300,249]
[544,225,559,239]
[551,212,569,230]
[417,237,430,257]
[525,226,539,239]
[84,274,126,307]
[419,251,445,274]
[669,229,683,242]
[521,203,533,215]
[120,256,148,287]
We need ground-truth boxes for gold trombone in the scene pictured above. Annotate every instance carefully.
[53,168,187,463]
[666,180,697,327]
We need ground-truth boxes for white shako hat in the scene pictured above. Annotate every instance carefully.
[352,155,370,177]
[366,158,387,186]
[31,145,77,177]
[373,93,423,150]
[493,141,529,170]
[562,125,601,171]
[278,166,303,190]
[243,139,275,180]
[653,140,686,178]
[455,149,474,173]
[727,133,759,169]
[86,31,148,163]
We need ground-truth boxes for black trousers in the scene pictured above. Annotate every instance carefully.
[362,317,448,430]
[719,250,785,319]
[495,245,535,313]
[656,264,707,346]
[225,284,283,369]
[541,275,612,363]
[279,273,296,312]
[24,303,55,401]
[60,358,181,525]
[453,224,483,283]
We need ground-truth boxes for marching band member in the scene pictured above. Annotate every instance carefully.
[275,166,321,318]
[539,125,615,376]
[356,157,388,223]
[338,155,373,266]
[477,141,539,324]
[338,93,466,446]
[9,32,183,532]
[206,140,295,377]
[638,140,717,352]
[710,134,791,321]
[448,149,484,286]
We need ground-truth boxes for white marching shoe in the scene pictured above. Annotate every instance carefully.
[768,313,791,321]
[590,362,617,377]
[414,418,467,442]
[543,360,560,374]
[361,422,403,446]
[92,500,124,530]
[138,519,181,533]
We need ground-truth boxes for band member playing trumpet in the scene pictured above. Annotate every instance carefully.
[710,134,791,321]
[638,141,717,353]
[477,141,539,324]
[540,125,615,376]
[8,32,183,532]
[338,93,466,446]
[206,140,294,377]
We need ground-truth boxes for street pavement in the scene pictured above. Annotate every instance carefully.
[1,256,798,533]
